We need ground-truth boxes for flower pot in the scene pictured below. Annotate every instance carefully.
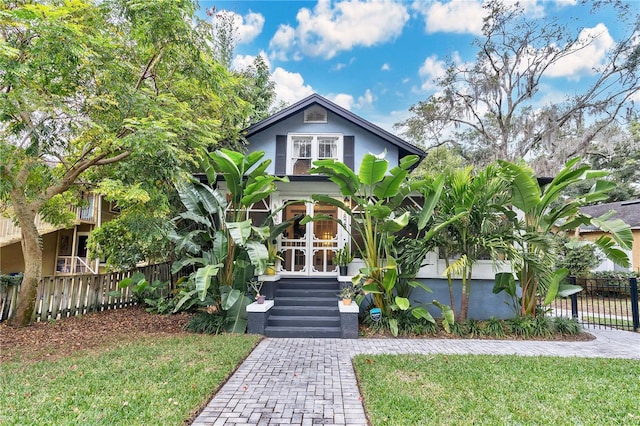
[256,295,266,304]
[265,265,276,275]
[342,298,352,306]
[339,265,348,276]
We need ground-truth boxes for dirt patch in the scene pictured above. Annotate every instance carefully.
[0,306,192,363]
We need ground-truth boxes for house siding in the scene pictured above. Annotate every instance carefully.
[247,109,399,174]
[580,229,640,272]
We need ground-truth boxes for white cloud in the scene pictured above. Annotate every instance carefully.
[547,23,615,79]
[269,0,409,60]
[358,89,375,108]
[327,89,376,111]
[215,10,265,44]
[330,94,355,110]
[231,51,271,72]
[418,52,461,92]
[412,0,484,35]
[269,24,296,61]
[381,63,391,71]
[271,67,315,106]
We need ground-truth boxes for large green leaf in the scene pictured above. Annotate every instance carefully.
[499,161,540,214]
[395,296,410,310]
[245,240,268,275]
[379,211,409,233]
[226,220,252,245]
[195,264,221,301]
[221,287,242,310]
[593,235,630,268]
[542,268,568,306]
[373,166,408,199]
[358,152,388,186]
[418,174,445,230]
[493,272,517,297]
[590,214,633,251]
[310,159,359,195]
[222,290,251,334]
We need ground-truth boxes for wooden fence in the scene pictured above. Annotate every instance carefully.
[0,262,175,323]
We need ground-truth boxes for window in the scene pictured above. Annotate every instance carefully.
[304,105,327,123]
[288,134,342,175]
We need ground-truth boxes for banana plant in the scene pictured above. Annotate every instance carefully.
[169,149,289,333]
[308,152,462,335]
[498,158,633,317]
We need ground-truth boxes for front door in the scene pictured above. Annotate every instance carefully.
[280,200,339,275]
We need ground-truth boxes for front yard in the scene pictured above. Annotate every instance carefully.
[0,308,260,425]
[354,354,640,425]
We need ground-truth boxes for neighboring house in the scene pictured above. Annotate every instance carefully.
[0,193,116,276]
[579,199,640,272]
[240,93,425,277]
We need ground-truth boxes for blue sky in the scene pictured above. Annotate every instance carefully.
[197,0,636,134]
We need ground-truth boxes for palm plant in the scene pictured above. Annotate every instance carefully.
[498,158,633,317]
[435,164,514,321]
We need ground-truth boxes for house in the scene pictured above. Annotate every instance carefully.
[241,93,425,277]
[579,199,640,272]
[0,193,116,276]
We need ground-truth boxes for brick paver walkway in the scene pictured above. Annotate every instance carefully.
[192,328,640,425]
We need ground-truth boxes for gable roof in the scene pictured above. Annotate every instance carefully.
[580,199,640,231]
[244,93,425,160]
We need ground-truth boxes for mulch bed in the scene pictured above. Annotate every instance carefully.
[1,307,594,363]
[0,306,192,363]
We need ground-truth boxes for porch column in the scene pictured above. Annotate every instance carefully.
[338,301,359,339]
[247,300,274,335]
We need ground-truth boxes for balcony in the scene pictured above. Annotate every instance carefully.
[0,194,99,247]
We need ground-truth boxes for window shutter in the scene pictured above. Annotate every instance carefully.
[344,136,354,170]
[275,135,287,175]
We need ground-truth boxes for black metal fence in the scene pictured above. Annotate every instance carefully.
[550,276,639,332]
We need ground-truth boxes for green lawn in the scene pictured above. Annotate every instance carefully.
[0,334,260,425]
[354,354,640,425]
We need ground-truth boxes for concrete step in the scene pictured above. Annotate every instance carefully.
[263,326,341,338]
[276,288,339,298]
[277,279,339,290]
[275,296,338,307]
[267,315,340,328]
[269,305,339,317]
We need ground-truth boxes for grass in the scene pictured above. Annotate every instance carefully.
[354,354,640,425]
[583,315,637,331]
[0,334,260,425]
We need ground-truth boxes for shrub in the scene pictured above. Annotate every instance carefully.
[508,316,534,337]
[553,316,581,335]
[485,316,506,337]
[531,315,553,337]
[465,319,484,337]
[184,312,226,334]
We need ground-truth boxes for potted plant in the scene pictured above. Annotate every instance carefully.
[265,240,283,275]
[339,285,356,305]
[335,246,353,276]
[249,279,265,304]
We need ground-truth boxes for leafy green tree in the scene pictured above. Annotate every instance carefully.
[0,0,248,326]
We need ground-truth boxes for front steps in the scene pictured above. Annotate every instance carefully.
[264,278,341,338]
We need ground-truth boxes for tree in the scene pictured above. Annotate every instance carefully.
[396,0,640,174]
[0,0,248,326]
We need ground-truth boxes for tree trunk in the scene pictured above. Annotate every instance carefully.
[9,190,42,327]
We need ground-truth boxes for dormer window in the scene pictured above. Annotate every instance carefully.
[304,105,327,123]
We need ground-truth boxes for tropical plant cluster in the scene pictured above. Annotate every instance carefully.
[308,152,632,336]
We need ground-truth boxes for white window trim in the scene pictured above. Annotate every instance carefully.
[286,133,343,175]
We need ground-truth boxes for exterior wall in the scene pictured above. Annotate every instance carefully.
[580,229,640,273]
[247,109,399,174]
[1,241,24,274]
